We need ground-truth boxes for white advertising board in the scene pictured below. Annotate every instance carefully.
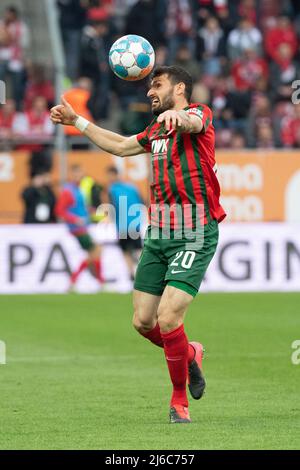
[0,223,299,293]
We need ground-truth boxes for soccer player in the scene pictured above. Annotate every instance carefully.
[106,165,144,280]
[55,164,104,289]
[50,66,226,423]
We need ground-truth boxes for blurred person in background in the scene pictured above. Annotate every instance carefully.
[238,0,257,24]
[124,0,166,48]
[57,0,88,81]
[166,0,196,63]
[231,48,269,93]
[194,0,233,33]
[196,15,226,76]
[153,45,168,67]
[119,97,152,135]
[29,148,54,177]
[23,96,54,135]
[213,0,236,40]
[0,98,25,147]
[173,44,202,82]
[256,122,275,149]
[264,16,298,66]
[23,63,55,111]
[0,6,30,109]
[279,103,300,148]
[21,170,56,224]
[227,17,263,61]
[16,96,54,151]
[210,74,250,137]
[231,131,246,149]
[191,77,210,104]
[257,0,282,30]
[246,94,273,147]
[55,164,104,289]
[63,77,94,147]
[80,173,106,223]
[213,108,237,148]
[269,42,300,102]
[106,166,144,281]
[79,7,112,120]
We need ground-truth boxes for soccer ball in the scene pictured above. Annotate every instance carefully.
[109,35,155,81]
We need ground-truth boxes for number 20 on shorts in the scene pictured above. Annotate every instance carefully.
[170,251,196,270]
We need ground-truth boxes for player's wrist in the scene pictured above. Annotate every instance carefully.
[74,115,90,132]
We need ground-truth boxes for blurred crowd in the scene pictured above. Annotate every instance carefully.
[1,0,300,149]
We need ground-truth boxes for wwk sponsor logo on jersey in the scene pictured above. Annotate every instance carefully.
[151,138,169,161]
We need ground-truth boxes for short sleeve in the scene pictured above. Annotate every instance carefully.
[186,105,212,133]
[136,127,151,152]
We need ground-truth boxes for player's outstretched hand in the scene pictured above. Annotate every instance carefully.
[157,110,183,132]
[50,96,78,126]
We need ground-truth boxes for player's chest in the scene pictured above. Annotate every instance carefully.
[149,129,177,165]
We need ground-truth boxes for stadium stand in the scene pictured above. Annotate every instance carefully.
[1,0,300,149]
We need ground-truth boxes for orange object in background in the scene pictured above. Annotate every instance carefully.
[63,79,93,136]
[1,150,300,224]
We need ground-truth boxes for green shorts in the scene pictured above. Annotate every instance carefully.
[75,233,95,251]
[134,220,219,297]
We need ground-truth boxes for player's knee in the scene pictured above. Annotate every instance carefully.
[158,315,182,333]
[157,303,184,333]
[157,301,183,320]
[89,245,101,259]
[132,312,154,334]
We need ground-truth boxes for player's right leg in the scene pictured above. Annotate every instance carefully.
[132,289,162,345]
[88,244,104,283]
[132,238,167,345]
[69,233,91,287]
[157,284,194,423]
[70,234,103,287]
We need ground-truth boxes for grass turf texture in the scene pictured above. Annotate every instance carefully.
[0,293,299,450]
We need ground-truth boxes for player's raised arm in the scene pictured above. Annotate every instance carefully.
[157,109,204,133]
[50,96,144,157]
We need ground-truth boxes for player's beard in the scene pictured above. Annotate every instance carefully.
[152,91,175,116]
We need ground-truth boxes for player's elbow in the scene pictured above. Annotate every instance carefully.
[118,136,141,157]
[117,146,127,158]
[117,142,130,158]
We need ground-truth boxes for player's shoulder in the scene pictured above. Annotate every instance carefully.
[142,116,160,136]
[148,116,159,128]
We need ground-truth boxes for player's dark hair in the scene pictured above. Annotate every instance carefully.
[150,66,193,102]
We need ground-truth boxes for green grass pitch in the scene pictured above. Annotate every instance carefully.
[0,293,299,450]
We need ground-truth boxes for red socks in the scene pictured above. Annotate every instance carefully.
[92,258,104,283]
[161,325,189,407]
[140,323,164,347]
[70,259,89,284]
[139,323,196,363]
[138,324,199,407]
[71,258,104,284]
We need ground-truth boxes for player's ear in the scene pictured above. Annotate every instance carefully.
[175,82,185,97]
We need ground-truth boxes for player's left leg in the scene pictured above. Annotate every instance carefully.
[157,284,195,423]
[88,244,104,284]
[70,233,103,286]
[119,237,143,280]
